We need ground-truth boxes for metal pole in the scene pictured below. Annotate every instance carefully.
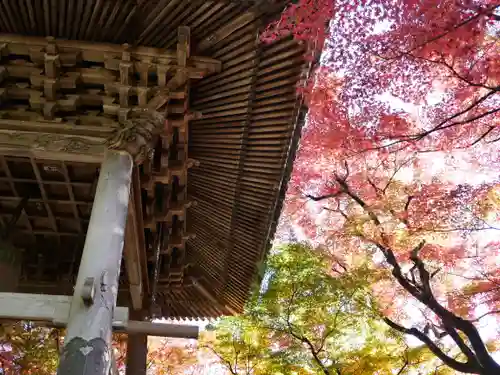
[57,151,133,375]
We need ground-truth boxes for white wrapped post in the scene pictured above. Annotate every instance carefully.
[57,151,133,375]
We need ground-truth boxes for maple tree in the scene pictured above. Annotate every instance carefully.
[262,1,500,374]
[302,158,499,373]
[146,338,202,375]
[263,0,499,152]
[207,244,458,375]
[201,316,275,375]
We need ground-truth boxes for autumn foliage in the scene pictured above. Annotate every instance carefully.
[1,1,499,374]
[265,0,499,152]
[262,0,500,374]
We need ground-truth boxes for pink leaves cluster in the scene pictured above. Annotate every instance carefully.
[261,0,335,56]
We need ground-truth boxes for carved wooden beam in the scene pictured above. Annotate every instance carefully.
[0,129,107,163]
[0,109,166,164]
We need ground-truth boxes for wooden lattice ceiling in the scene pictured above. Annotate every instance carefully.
[0,0,308,320]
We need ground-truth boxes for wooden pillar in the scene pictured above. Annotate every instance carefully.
[126,310,148,375]
[0,196,29,292]
[0,239,21,292]
[57,151,133,375]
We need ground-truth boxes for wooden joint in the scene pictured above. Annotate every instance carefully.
[185,111,202,121]
[107,109,166,164]
[121,43,132,62]
[43,79,59,101]
[45,37,58,55]
[0,43,8,57]
[144,199,196,229]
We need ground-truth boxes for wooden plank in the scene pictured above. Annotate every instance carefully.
[192,281,238,315]
[197,12,256,52]
[0,118,116,136]
[123,181,143,310]
[124,321,198,339]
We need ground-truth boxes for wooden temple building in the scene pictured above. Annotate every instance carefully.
[0,0,308,373]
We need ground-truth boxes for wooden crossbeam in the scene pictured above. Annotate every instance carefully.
[0,292,199,338]
[0,31,215,127]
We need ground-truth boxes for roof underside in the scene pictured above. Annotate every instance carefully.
[0,0,306,320]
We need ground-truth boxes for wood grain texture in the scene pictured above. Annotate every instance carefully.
[0,1,307,321]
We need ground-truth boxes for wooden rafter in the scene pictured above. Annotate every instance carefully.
[0,0,307,321]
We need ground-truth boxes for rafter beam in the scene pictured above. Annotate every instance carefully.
[192,279,238,315]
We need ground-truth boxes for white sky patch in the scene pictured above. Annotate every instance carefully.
[372,19,393,34]
[377,92,420,117]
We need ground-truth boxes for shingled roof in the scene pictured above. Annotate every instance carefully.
[0,0,307,320]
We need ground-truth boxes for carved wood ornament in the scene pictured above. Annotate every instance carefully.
[108,109,166,164]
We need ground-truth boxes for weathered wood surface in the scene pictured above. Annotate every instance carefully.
[0,0,307,321]
[0,292,127,326]
[0,292,199,338]
[126,310,147,375]
[0,128,108,163]
[0,34,221,71]
[123,170,144,310]
[58,151,133,375]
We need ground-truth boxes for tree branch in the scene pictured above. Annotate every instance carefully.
[337,177,500,374]
[388,5,498,58]
[307,191,342,201]
[470,310,500,323]
[396,355,409,375]
[282,287,331,375]
[202,345,239,375]
[384,318,479,374]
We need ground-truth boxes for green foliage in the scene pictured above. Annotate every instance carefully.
[208,243,442,375]
[201,316,276,375]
